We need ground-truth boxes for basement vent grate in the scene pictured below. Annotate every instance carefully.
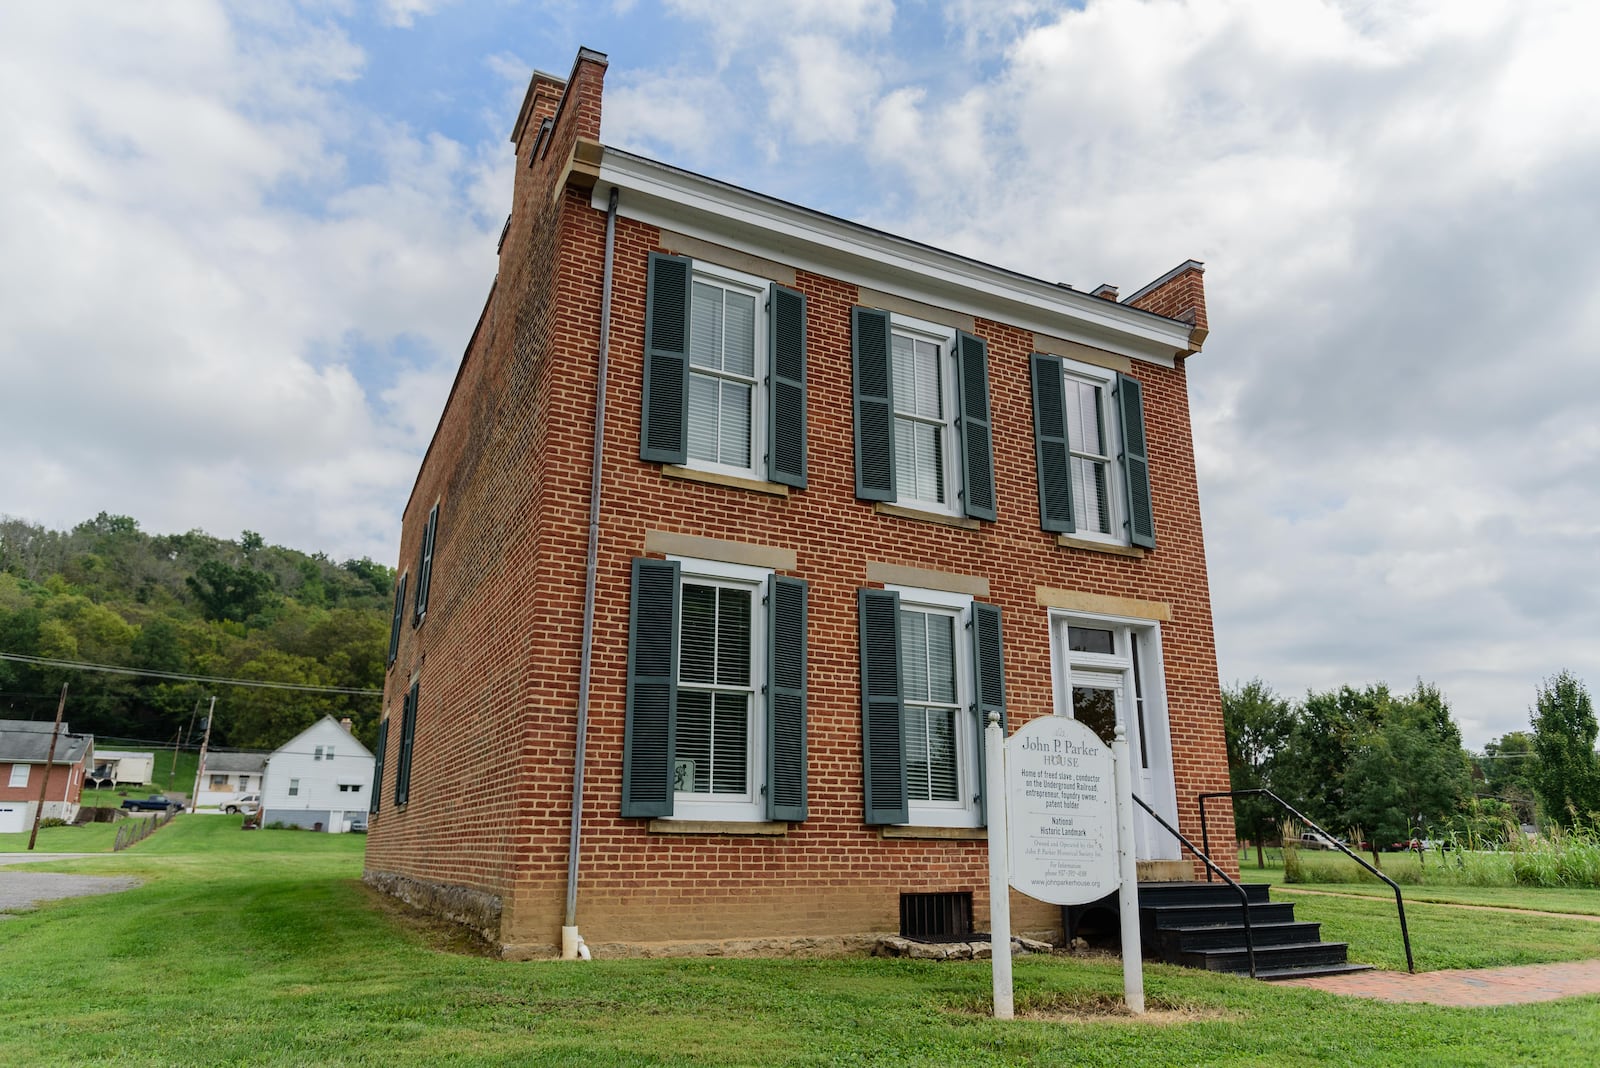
[900,892,974,943]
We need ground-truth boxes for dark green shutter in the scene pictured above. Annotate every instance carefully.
[970,602,1007,826]
[396,680,418,806]
[1117,373,1156,549]
[622,558,680,818]
[765,575,808,821]
[768,283,808,488]
[641,252,691,464]
[413,503,437,623]
[954,330,997,521]
[858,588,907,824]
[851,307,896,501]
[1031,353,1075,533]
[388,573,407,666]
[369,718,388,814]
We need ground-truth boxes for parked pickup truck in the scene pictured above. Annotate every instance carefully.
[121,795,182,812]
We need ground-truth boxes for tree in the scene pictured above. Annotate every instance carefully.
[1222,679,1290,867]
[186,560,278,622]
[1342,683,1472,854]
[1271,684,1388,831]
[1530,671,1600,828]
[1479,731,1539,826]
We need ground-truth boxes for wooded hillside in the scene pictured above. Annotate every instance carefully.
[0,513,392,752]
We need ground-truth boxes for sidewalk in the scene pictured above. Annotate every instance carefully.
[1282,959,1600,1005]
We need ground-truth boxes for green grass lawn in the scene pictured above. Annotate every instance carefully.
[0,821,121,853]
[2,821,1599,1066]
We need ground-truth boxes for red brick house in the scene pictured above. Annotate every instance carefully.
[0,719,92,833]
[363,47,1233,959]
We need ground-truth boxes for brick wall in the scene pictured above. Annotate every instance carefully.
[365,51,1235,957]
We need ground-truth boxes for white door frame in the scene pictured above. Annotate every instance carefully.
[1047,610,1180,860]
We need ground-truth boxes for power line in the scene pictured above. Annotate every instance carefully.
[0,651,382,697]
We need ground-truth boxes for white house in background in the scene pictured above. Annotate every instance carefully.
[87,749,155,788]
[196,750,269,811]
[261,717,374,833]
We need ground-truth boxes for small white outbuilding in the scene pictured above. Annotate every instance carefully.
[260,716,374,833]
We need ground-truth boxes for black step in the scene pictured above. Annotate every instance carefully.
[1181,939,1352,974]
[1143,901,1298,930]
[1158,920,1322,953]
[1138,880,1273,908]
[1132,879,1373,982]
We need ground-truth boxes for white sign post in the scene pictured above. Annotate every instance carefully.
[984,712,1013,1020]
[985,713,1144,1018]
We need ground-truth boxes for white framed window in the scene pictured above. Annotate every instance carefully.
[669,556,769,822]
[1061,359,1125,542]
[890,316,960,514]
[314,746,325,761]
[8,764,29,788]
[338,783,361,794]
[686,263,768,480]
[209,774,228,789]
[891,585,981,828]
[1049,610,1177,858]
[288,778,300,797]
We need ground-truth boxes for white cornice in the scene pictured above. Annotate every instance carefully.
[592,148,1192,366]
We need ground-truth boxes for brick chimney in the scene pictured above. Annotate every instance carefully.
[1125,260,1208,353]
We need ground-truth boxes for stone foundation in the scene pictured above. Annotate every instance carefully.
[364,870,503,945]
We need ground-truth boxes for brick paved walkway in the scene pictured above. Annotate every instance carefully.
[1281,959,1600,1005]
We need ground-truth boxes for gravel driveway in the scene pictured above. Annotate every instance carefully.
[0,859,140,916]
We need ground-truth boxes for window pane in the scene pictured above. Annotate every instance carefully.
[677,689,712,791]
[900,610,929,702]
[894,418,917,499]
[1067,626,1115,655]
[680,583,717,683]
[675,690,749,795]
[720,381,751,468]
[724,289,755,377]
[1072,685,1118,745]
[1065,378,1106,456]
[1071,456,1111,534]
[712,692,749,793]
[687,373,720,463]
[690,281,722,369]
[715,587,751,686]
[891,334,914,411]
[914,339,941,418]
[926,613,955,703]
[908,707,959,802]
[918,423,945,504]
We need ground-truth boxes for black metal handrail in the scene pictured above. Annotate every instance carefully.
[1199,788,1414,973]
[1132,792,1257,979]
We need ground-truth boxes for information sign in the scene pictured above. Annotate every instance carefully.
[1005,715,1118,906]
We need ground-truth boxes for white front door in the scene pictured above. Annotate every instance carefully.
[1051,615,1179,860]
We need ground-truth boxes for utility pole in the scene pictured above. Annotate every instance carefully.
[26,684,68,852]
[176,694,203,784]
[189,696,215,815]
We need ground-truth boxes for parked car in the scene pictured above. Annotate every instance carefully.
[1295,831,1345,850]
[121,795,182,812]
[349,817,368,834]
[222,794,260,815]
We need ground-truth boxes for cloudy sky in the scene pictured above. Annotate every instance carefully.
[2,0,1595,747]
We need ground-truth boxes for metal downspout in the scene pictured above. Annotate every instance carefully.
[562,186,618,959]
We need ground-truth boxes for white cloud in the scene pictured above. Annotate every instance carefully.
[378,0,455,28]
[0,3,502,562]
[761,35,883,145]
